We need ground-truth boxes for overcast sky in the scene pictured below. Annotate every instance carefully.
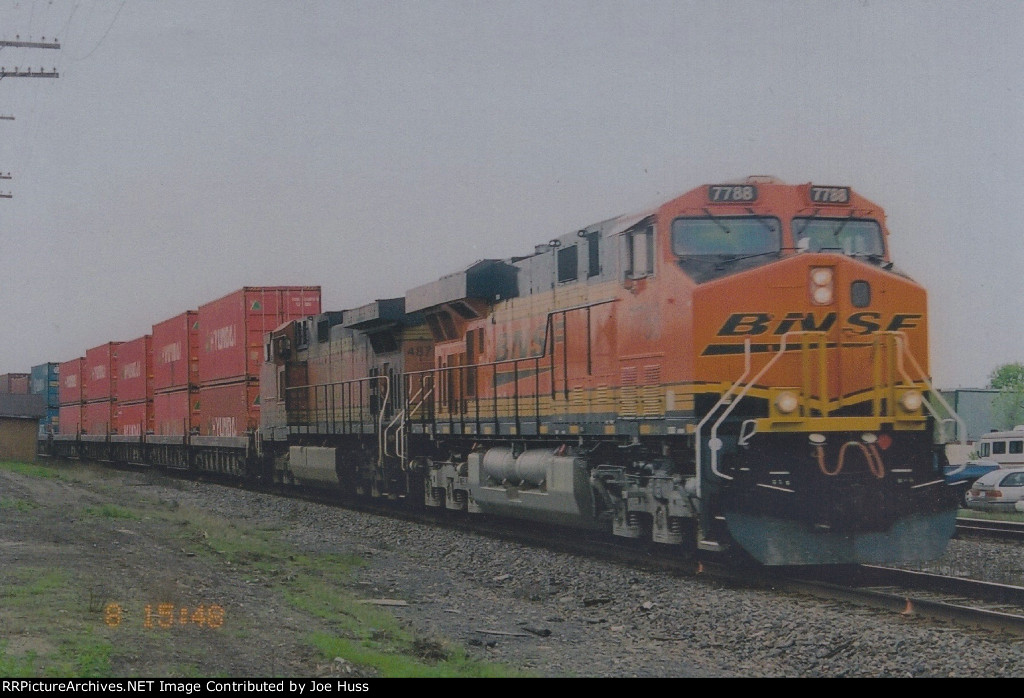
[0,0,1020,389]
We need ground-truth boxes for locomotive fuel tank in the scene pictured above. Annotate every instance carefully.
[288,446,339,488]
[465,447,599,527]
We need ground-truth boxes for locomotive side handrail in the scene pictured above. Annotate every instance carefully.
[891,332,965,443]
[695,337,754,493]
[376,375,390,468]
[383,378,434,466]
[705,334,798,484]
[402,354,547,435]
[284,374,388,436]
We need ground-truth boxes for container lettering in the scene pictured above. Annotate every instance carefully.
[160,342,182,364]
[210,416,236,436]
[208,325,237,352]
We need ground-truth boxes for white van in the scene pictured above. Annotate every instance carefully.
[976,425,1024,467]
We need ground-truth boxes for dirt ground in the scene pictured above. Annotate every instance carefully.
[0,460,406,678]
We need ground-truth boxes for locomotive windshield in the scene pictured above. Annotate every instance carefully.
[671,216,781,256]
[793,217,885,257]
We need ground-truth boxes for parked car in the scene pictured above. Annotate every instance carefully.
[944,459,1002,506]
[965,468,1024,514]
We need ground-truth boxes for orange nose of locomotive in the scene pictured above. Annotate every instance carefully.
[692,253,929,412]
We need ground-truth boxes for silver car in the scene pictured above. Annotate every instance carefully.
[965,469,1024,513]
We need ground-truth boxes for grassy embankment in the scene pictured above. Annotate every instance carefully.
[0,459,522,678]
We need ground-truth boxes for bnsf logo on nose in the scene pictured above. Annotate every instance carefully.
[716,312,922,336]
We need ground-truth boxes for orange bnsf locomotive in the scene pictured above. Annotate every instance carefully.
[262,176,961,566]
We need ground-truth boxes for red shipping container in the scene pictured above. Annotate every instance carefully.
[59,403,83,435]
[85,399,118,435]
[152,311,199,391]
[199,380,260,436]
[117,335,153,403]
[199,287,320,384]
[86,342,122,401]
[117,401,152,437]
[59,358,86,405]
[154,388,199,435]
[0,373,29,394]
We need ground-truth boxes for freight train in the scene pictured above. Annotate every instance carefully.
[37,177,964,566]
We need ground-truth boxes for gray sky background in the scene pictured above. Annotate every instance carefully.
[0,0,1020,389]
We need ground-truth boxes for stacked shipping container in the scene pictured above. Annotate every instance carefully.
[51,286,321,438]
[58,357,85,435]
[152,311,199,435]
[0,373,30,394]
[116,335,153,436]
[198,287,320,436]
[84,342,122,435]
[30,363,60,435]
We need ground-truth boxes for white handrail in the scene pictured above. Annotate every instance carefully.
[695,338,752,497]
[707,333,798,481]
[891,332,966,443]
[376,375,390,468]
[695,330,966,504]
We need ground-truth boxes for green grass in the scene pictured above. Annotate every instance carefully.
[0,642,36,676]
[0,569,115,678]
[0,460,523,678]
[174,512,521,677]
[308,632,525,678]
[959,508,1024,523]
[81,504,139,520]
[0,498,37,512]
[0,461,62,479]
[2,568,67,601]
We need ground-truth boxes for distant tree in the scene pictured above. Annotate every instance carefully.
[988,362,1024,430]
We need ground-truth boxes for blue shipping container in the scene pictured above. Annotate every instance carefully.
[38,407,59,437]
[30,362,60,408]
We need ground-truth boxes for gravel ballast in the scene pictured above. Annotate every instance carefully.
[2,461,1021,678]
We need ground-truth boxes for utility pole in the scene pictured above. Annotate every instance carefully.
[0,36,60,198]
[0,37,60,78]
[0,67,58,78]
[0,38,60,49]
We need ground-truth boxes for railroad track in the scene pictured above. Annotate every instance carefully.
[781,565,1024,637]
[332,490,1024,637]
[956,517,1024,542]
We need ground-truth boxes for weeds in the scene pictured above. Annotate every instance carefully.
[81,504,140,520]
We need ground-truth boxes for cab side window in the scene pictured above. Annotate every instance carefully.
[626,225,654,279]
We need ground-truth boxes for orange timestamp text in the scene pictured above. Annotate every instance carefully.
[104,603,225,629]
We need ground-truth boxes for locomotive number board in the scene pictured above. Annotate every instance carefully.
[707,184,758,203]
[808,186,851,204]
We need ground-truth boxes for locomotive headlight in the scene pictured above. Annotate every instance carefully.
[775,390,799,414]
[810,267,833,286]
[809,266,834,305]
[899,390,923,412]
